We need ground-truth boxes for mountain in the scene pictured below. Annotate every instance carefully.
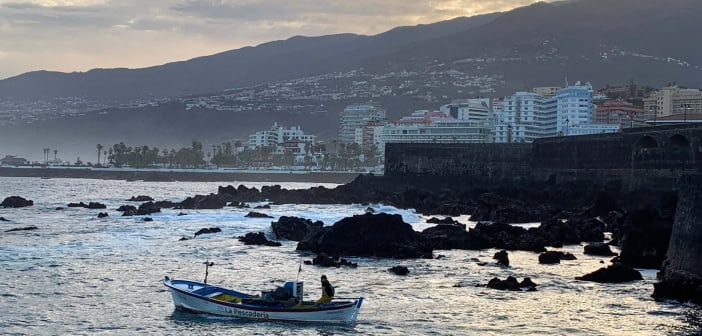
[1,0,702,161]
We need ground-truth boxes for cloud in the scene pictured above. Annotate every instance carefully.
[0,0,549,79]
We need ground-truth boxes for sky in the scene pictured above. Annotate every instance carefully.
[0,0,547,80]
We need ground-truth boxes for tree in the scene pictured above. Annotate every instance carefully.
[53,149,58,162]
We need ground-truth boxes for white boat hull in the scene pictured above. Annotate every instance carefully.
[164,278,363,323]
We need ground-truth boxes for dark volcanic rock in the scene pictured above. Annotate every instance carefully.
[271,216,324,241]
[154,200,179,208]
[388,266,410,276]
[143,217,153,222]
[0,217,9,221]
[575,263,643,283]
[584,242,617,256]
[245,211,273,218]
[421,224,473,250]
[297,213,433,258]
[426,217,461,225]
[470,193,549,223]
[136,202,161,216]
[238,232,282,246]
[310,253,358,268]
[486,276,520,291]
[5,226,38,232]
[97,212,109,218]
[365,207,375,213]
[254,204,271,209]
[194,227,222,237]
[117,205,136,212]
[653,277,702,305]
[538,251,577,264]
[179,236,190,241]
[493,250,510,267]
[86,202,107,209]
[180,194,227,209]
[617,208,673,269]
[128,195,153,202]
[519,277,538,288]
[177,212,188,216]
[67,202,87,208]
[2,196,33,208]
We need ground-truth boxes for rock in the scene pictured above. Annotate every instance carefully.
[143,217,153,222]
[55,207,64,210]
[128,195,153,202]
[519,277,538,288]
[194,227,222,237]
[1,196,33,208]
[584,242,617,256]
[426,217,460,225]
[136,202,161,216]
[365,207,375,213]
[421,224,473,250]
[5,226,38,232]
[0,217,8,221]
[238,232,282,246]
[471,193,550,223]
[296,213,433,259]
[180,194,227,209]
[388,266,410,275]
[310,253,358,268]
[86,202,107,209]
[177,212,188,216]
[486,276,521,291]
[254,204,271,209]
[538,251,577,264]
[179,236,190,241]
[229,201,250,208]
[122,209,138,216]
[271,216,324,241]
[493,250,510,267]
[97,212,109,218]
[245,211,273,218]
[618,208,673,269]
[575,263,643,283]
[117,205,136,212]
[67,202,87,208]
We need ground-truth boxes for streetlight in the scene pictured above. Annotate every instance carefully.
[565,118,569,136]
[507,124,513,143]
[681,103,691,123]
[650,106,657,126]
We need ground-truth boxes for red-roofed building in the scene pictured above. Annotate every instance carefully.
[595,100,644,128]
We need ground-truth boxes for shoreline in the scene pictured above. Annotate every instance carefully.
[0,167,364,184]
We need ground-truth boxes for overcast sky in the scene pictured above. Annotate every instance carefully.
[0,0,545,79]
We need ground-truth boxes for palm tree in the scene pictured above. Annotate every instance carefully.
[53,149,58,162]
[96,144,104,167]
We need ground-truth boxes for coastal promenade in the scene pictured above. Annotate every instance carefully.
[0,166,364,184]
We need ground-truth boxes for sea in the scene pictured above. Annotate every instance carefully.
[0,176,700,335]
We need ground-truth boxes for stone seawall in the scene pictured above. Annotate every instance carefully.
[385,123,702,190]
[653,175,702,304]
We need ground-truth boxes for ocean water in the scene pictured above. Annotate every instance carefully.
[0,176,699,335]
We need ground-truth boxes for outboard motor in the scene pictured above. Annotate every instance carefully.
[283,281,304,302]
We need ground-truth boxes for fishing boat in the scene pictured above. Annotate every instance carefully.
[163,276,364,323]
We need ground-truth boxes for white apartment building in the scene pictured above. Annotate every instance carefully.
[339,105,387,144]
[248,123,316,154]
[440,98,492,122]
[643,86,702,120]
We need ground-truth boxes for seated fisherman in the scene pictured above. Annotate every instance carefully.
[315,275,335,304]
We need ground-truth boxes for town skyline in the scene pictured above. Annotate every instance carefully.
[0,0,551,79]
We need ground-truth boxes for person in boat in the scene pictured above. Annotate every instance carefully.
[315,275,335,304]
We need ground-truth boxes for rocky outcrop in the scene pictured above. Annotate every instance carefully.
[180,194,227,209]
[194,227,222,237]
[238,232,282,246]
[306,253,358,268]
[0,217,9,221]
[470,193,552,223]
[388,266,410,275]
[128,195,153,202]
[426,217,461,225]
[538,251,577,264]
[1,196,33,208]
[254,204,271,209]
[493,250,509,267]
[271,216,323,241]
[485,276,537,291]
[154,200,179,209]
[143,217,154,222]
[421,224,473,250]
[97,212,109,218]
[584,242,617,257]
[617,208,673,269]
[245,212,273,218]
[575,263,643,283]
[297,213,433,258]
[67,202,106,209]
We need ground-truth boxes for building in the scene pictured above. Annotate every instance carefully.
[495,82,618,143]
[595,100,644,129]
[0,155,28,166]
[643,86,702,120]
[439,98,491,122]
[354,120,386,151]
[339,105,386,144]
[382,110,492,146]
[248,123,316,155]
[532,86,562,98]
